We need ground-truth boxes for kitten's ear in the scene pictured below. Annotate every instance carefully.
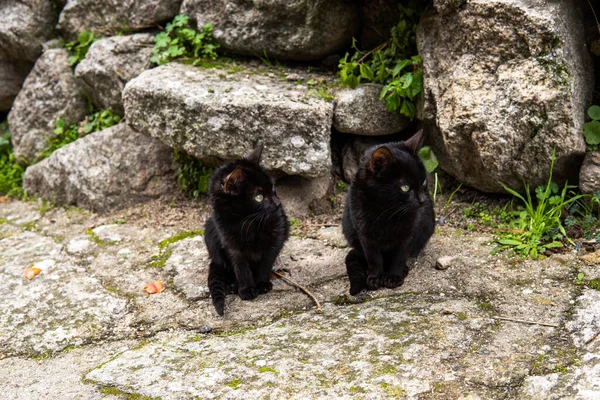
[244,144,263,165]
[223,167,243,194]
[369,146,394,172]
[404,129,424,153]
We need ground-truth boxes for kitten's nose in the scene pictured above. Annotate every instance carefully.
[418,192,427,205]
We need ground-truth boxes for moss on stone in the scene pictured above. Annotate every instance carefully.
[258,366,279,374]
[99,386,160,400]
[86,229,109,245]
[226,378,242,389]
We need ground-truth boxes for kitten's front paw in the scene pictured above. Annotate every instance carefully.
[238,287,258,300]
[256,281,273,294]
[366,274,383,290]
[383,274,405,289]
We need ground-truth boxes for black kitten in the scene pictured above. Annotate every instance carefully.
[342,130,435,295]
[205,145,289,315]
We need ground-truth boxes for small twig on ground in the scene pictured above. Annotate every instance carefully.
[587,0,600,34]
[585,330,600,345]
[272,270,322,313]
[495,316,559,328]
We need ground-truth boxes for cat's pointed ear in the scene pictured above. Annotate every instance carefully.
[223,167,243,194]
[369,146,394,172]
[244,144,263,165]
[404,129,424,153]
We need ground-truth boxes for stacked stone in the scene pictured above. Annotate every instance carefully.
[0,0,595,213]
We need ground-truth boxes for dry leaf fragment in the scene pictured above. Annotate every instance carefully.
[144,281,164,294]
[24,268,41,280]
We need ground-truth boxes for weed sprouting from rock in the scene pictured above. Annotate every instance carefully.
[338,1,423,119]
[0,120,25,197]
[65,30,98,67]
[151,14,219,66]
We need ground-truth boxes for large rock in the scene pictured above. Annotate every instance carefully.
[8,48,88,163]
[0,58,32,112]
[334,83,410,136]
[0,0,57,62]
[418,0,592,193]
[75,34,154,115]
[57,0,182,40]
[123,63,333,178]
[181,0,359,61]
[23,123,176,212]
[579,151,600,194]
[276,174,332,217]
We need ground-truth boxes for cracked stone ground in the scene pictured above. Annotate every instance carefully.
[1,196,600,399]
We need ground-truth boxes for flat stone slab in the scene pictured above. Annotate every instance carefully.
[123,62,334,178]
[1,198,599,399]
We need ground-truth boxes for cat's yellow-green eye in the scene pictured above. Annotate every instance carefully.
[400,184,410,192]
[254,194,264,202]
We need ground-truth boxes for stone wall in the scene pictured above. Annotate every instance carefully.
[1,0,596,212]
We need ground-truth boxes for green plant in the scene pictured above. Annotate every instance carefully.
[584,105,600,151]
[82,109,121,134]
[65,30,98,66]
[174,150,213,197]
[0,121,25,197]
[338,1,423,119]
[418,145,440,201]
[493,150,584,259]
[151,14,219,65]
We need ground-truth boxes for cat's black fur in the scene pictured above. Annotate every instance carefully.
[342,130,435,295]
[204,145,289,315]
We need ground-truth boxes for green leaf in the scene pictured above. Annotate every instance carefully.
[399,99,416,119]
[584,120,600,145]
[418,146,439,173]
[497,239,523,246]
[588,105,600,121]
[77,30,94,46]
[68,55,79,66]
[359,64,375,81]
[392,60,411,77]
[544,241,563,248]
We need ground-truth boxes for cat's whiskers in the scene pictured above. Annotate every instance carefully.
[241,211,261,237]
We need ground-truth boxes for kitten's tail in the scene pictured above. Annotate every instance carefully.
[345,248,367,296]
[208,261,227,316]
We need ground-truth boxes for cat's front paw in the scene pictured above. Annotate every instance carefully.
[238,287,258,300]
[383,274,405,289]
[256,281,273,294]
[366,274,383,290]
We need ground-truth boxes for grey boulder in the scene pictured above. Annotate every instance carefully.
[418,0,592,193]
[123,63,333,178]
[8,48,88,163]
[75,34,154,115]
[57,0,182,40]
[334,83,410,136]
[579,151,600,194]
[181,0,359,61]
[0,0,57,62]
[23,123,176,212]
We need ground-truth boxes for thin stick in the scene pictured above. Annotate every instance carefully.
[357,40,390,64]
[272,271,322,313]
[585,330,600,345]
[495,316,559,328]
[587,0,600,35]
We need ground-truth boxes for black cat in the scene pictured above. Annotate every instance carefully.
[204,145,289,316]
[342,130,435,295]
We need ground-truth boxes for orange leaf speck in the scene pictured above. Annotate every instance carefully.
[144,281,165,294]
[24,268,41,280]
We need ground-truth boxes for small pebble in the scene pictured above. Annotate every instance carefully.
[199,325,212,334]
[286,73,302,81]
[436,256,455,270]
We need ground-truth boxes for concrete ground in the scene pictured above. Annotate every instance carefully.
[1,196,599,399]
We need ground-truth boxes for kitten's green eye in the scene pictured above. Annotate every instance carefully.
[254,194,264,202]
[400,184,410,192]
